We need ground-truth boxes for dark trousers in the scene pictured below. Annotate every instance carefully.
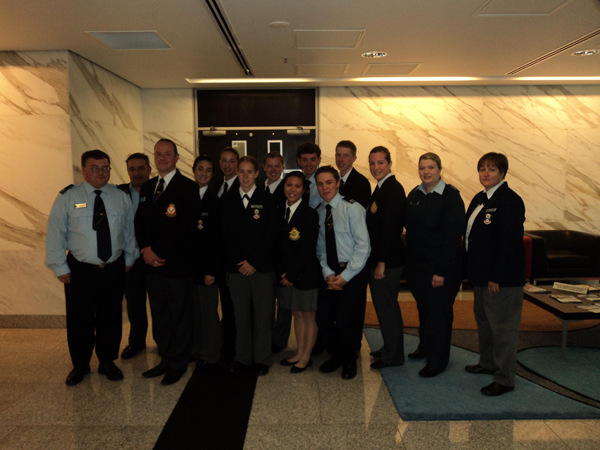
[146,274,193,370]
[406,267,462,370]
[272,279,292,348]
[316,267,369,365]
[192,283,222,364]
[124,257,151,348]
[217,271,236,354]
[369,266,405,365]
[64,253,125,367]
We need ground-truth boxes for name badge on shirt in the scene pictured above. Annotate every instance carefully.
[201,212,209,217]
[485,208,497,212]
[74,203,87,209]
[251,205,263,209]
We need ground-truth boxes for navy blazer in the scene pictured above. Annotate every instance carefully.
[134,170,199,279]
[261,180,287,208]
[276,200,322,290]
[366,175,406,269]
[222,186,278,274]
[192,188,222,284]
[465,182,526,287]
[340,168,372,209]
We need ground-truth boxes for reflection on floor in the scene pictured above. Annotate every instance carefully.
[0,313,599,449]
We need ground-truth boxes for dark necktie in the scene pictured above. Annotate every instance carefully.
[154,178,165,202]
[265,184,270,193]
[284,207,291,225]
[302,180,311,203]
[93,190,112,262]
[223,181,229,197]
[476,191,488,205]
[339,178,346,194]
[243,194,250,208]
[325,204,340,273]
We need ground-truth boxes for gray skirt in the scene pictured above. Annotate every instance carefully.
[278,286,318,312]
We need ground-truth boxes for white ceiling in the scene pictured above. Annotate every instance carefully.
[1,0,600,88]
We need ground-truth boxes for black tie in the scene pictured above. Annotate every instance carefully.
[302,180,311,203]
[243,194,250,208]
[325,204,340,274]
[223,181,229,197]
[476,191,488,205]
[265,184,270,193]
[154,178,165,202]
[339,179,346,194]
[284,207,291,224]
[93,190,112,262]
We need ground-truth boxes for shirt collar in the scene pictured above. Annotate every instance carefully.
[266,177,282,192]
[377,173,393,188]
[306,173,316,183]
[199,185,208,199]
[239,184,257,199]
[418,178,446,195]
[286,198,302,219]
[159,168,177,186]
[225,175,238,187]
[83,181,107,195]
[484,180,505,198]
[327,192,342,209]
[340,167,353,183]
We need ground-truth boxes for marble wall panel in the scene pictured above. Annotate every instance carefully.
[68,52,143,179]
[142,89,195,179]
[0,51,72,319]
[319,85,600,232]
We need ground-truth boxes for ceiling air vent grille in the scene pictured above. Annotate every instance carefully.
[507,28,600,75]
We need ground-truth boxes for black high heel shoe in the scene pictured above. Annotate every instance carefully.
[290,359,312,374]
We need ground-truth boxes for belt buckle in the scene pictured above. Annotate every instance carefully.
[98,263,106,269]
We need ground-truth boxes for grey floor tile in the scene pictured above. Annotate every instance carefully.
[0,382,123,426]
[248,380,321,425]
[545,420,600,450]
[244,424,405,450]
[399,420,569,450]
[318,380,400,425]
[0,426,162,450]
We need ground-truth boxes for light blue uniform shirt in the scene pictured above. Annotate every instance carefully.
[316,193,371,282]
[45,181,139,277]
[306,173,322,209]
[417,178,447,195]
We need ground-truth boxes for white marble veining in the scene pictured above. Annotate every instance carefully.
[319,85,600,231]
[141,89,195,179]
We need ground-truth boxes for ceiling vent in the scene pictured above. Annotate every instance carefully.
[363,63,421,75]
[295,64,349,76]
[87,31,171,50]
[295,30,365,49]
[507,27,600,75]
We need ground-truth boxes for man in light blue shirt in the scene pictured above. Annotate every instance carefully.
[117,153,152,360]
[296,142,322,209]
[46,149,138,387]
[315,165,371,380]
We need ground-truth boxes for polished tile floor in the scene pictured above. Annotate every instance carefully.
[1,301,599,449]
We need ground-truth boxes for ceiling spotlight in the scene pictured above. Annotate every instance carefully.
[362,51,387,58]
[572,49,598,56]
[270,21,290,29]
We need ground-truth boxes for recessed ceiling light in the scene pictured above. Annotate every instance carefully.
[87,31,171,50]
[572,49,598,56]
[269,21,289,29]
[362,51,387,58]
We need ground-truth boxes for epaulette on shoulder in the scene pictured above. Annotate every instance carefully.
[343,197,357,203]
[117,184,130,194]
[447,184,459,191]
[60,184,74,194]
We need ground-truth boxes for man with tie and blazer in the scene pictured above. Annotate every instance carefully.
[135,138,199,385]
[296,142,322,209]
[335,140,371,209]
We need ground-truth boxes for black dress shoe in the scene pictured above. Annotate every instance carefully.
[418,366,444,378]
[465,364,496,375]
[370,359,401,370]
[370,349,383,358]
[255,364,270,376]
[161,368,186,386]
[319,358,343,373]
[143,363,169,378]
[290,359,312,374]
[120,344,146,360]
[271,344,285,354]
[98,362,124,381]
[65,365,90,386]
[408,349,427,360]
[280,358,300,366]
[341,364,357,380]
[229,361,251,374]
[481,382,515,396]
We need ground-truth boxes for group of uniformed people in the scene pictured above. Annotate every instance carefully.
[46,138,526,396]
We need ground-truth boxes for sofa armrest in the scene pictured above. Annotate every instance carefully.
[524,232,549,279]
[568,231,600,261]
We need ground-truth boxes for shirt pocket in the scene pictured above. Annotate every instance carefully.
[68,206,94,232]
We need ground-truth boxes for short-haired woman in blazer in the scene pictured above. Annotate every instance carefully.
[464,152,526,397]
[191,155,222,366]
[366,146,407,369]
[222,156,278,376]
[405,152,466,378]
[277,171,322,373]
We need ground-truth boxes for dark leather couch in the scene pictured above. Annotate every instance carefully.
[525,230,600,281]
